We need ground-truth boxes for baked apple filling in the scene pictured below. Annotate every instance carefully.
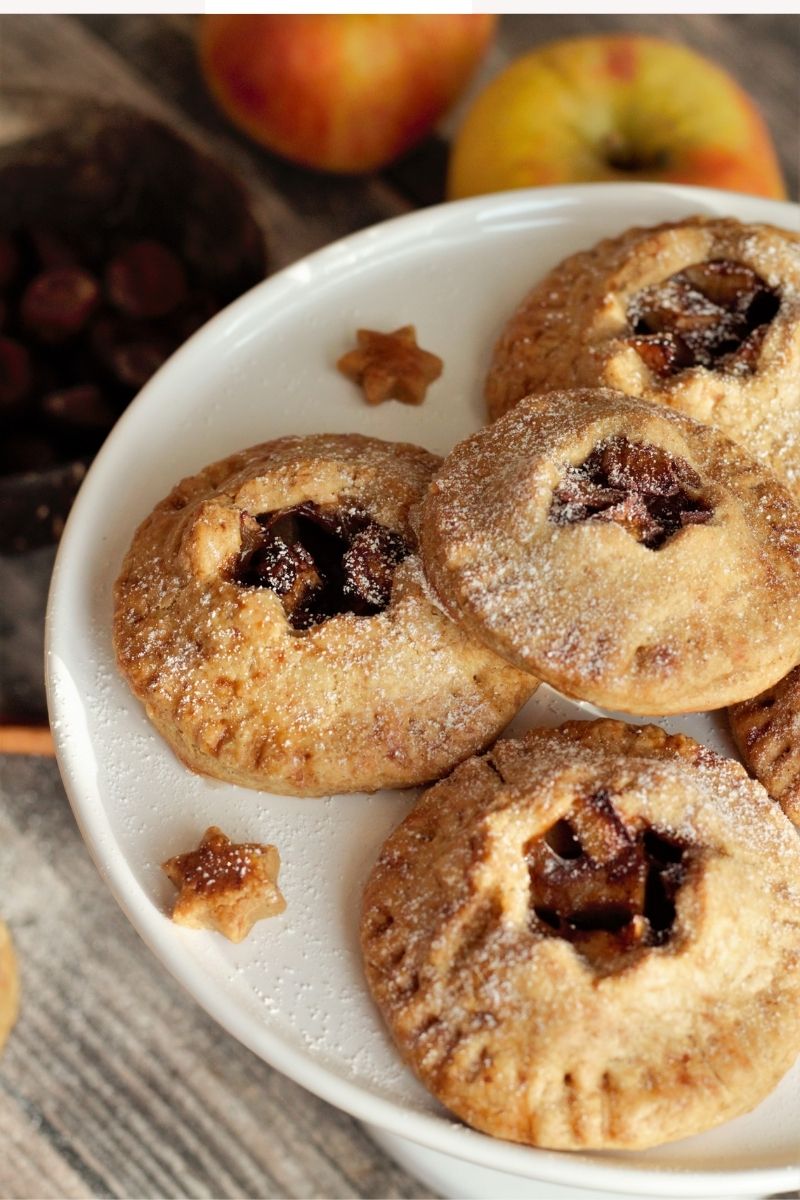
[526,790,687,971]
[549,436,712,550]
[626,258,780,377]
[232,501,409,630]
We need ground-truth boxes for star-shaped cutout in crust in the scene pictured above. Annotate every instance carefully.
[337,325,443,406]
[162,826,286,943]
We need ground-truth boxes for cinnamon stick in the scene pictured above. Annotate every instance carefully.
[0,725,55,756]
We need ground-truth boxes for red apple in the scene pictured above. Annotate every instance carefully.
[199,14,496,174]
[448,35,786,201]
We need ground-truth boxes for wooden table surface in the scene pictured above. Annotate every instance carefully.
[0,14,798,1200]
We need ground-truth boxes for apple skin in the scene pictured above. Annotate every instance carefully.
[199,14,496,174]
[448,35,786,201]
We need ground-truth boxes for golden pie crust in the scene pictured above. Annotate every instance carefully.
[360,719,800,1151]
[485,217,800,494]
[729,665,800,827]
[419,388,800,714]
[113,434,535,796]
[0,919,18,1053]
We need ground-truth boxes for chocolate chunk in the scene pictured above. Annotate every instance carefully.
[550,436,712,550]
[719,323,769,373]
[41,384,116,431]
[0,337,31,409]
[21,267,100,342]
[598,438,701,494]
[527,795,687,970]
[626,333,693,378]
[106,240,187,319]
[683,260,762,311]
[343,524,408,609]
[240,512,323,610]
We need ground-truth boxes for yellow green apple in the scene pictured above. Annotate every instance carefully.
[200,14,496,174]
[448,35,786,200]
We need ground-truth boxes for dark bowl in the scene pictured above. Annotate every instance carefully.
[0,89,268,553]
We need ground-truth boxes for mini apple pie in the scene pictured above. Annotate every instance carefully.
[360,719,800,1150]
[419,388,800,714]
[113,434,535,795]
[485,217,800,494]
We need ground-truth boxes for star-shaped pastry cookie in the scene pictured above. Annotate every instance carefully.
[337,325,443,406]
[162,826,286,943]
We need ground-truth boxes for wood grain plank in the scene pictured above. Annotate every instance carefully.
[0,1094,90,1200]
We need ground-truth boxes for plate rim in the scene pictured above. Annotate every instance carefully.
[46,182,800,1197]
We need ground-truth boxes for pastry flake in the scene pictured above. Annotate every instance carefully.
[336,326,443,406]
[162,826,286,943]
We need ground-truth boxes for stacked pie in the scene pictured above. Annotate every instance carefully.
[485,217,800,493]
[481,215,800,822]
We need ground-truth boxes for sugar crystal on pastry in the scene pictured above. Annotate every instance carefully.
[231,501,409,628]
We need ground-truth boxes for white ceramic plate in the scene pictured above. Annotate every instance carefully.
[46,185,800,1198]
